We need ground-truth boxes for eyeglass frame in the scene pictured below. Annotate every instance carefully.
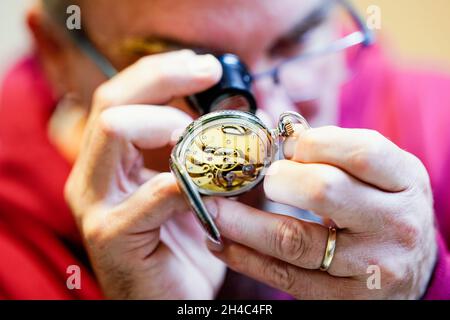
[59,0,375,85]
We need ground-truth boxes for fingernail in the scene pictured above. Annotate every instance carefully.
[283,137,296,159]
[266,160,282,176]
[170,128,184,145]
[282,124,305,159]
[206,237,224,252]
[204,198,219,220]
[190,55,222,78]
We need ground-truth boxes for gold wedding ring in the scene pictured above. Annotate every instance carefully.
[319,227,337,272]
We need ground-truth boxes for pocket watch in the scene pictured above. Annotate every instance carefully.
[170,110,310,244]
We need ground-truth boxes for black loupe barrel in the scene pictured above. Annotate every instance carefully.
[187,53,257,115]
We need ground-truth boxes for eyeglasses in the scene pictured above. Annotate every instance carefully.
[252,0,374,102]
[63,0,374,103]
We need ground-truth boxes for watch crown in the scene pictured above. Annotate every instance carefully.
[278,111,311,137]
[283,120,295,137]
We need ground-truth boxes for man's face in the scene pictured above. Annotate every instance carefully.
[83,0,320,62]
[64,0,343,125]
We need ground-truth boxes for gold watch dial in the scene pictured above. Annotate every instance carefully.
[183,121,272,195]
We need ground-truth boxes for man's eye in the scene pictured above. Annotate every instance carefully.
[268,11,328,60]
[268,38,305,59]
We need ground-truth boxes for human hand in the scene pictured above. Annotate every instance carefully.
[65,50,226,299]
[207,126,437,299]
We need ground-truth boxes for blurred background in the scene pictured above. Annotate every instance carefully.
[356,0,450,69]
[1,0,450,79]
[0,0,32,78]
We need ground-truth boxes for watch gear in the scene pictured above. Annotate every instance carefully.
[170,110,310,244]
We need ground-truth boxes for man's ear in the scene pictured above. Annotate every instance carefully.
[26,4,72,97]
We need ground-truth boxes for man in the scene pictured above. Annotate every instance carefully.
[0,0,449,299]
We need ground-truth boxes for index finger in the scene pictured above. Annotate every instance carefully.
[208,197,354,276]
[284,126,418,192]
[74,106,192,198]
[93,50,222,112]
